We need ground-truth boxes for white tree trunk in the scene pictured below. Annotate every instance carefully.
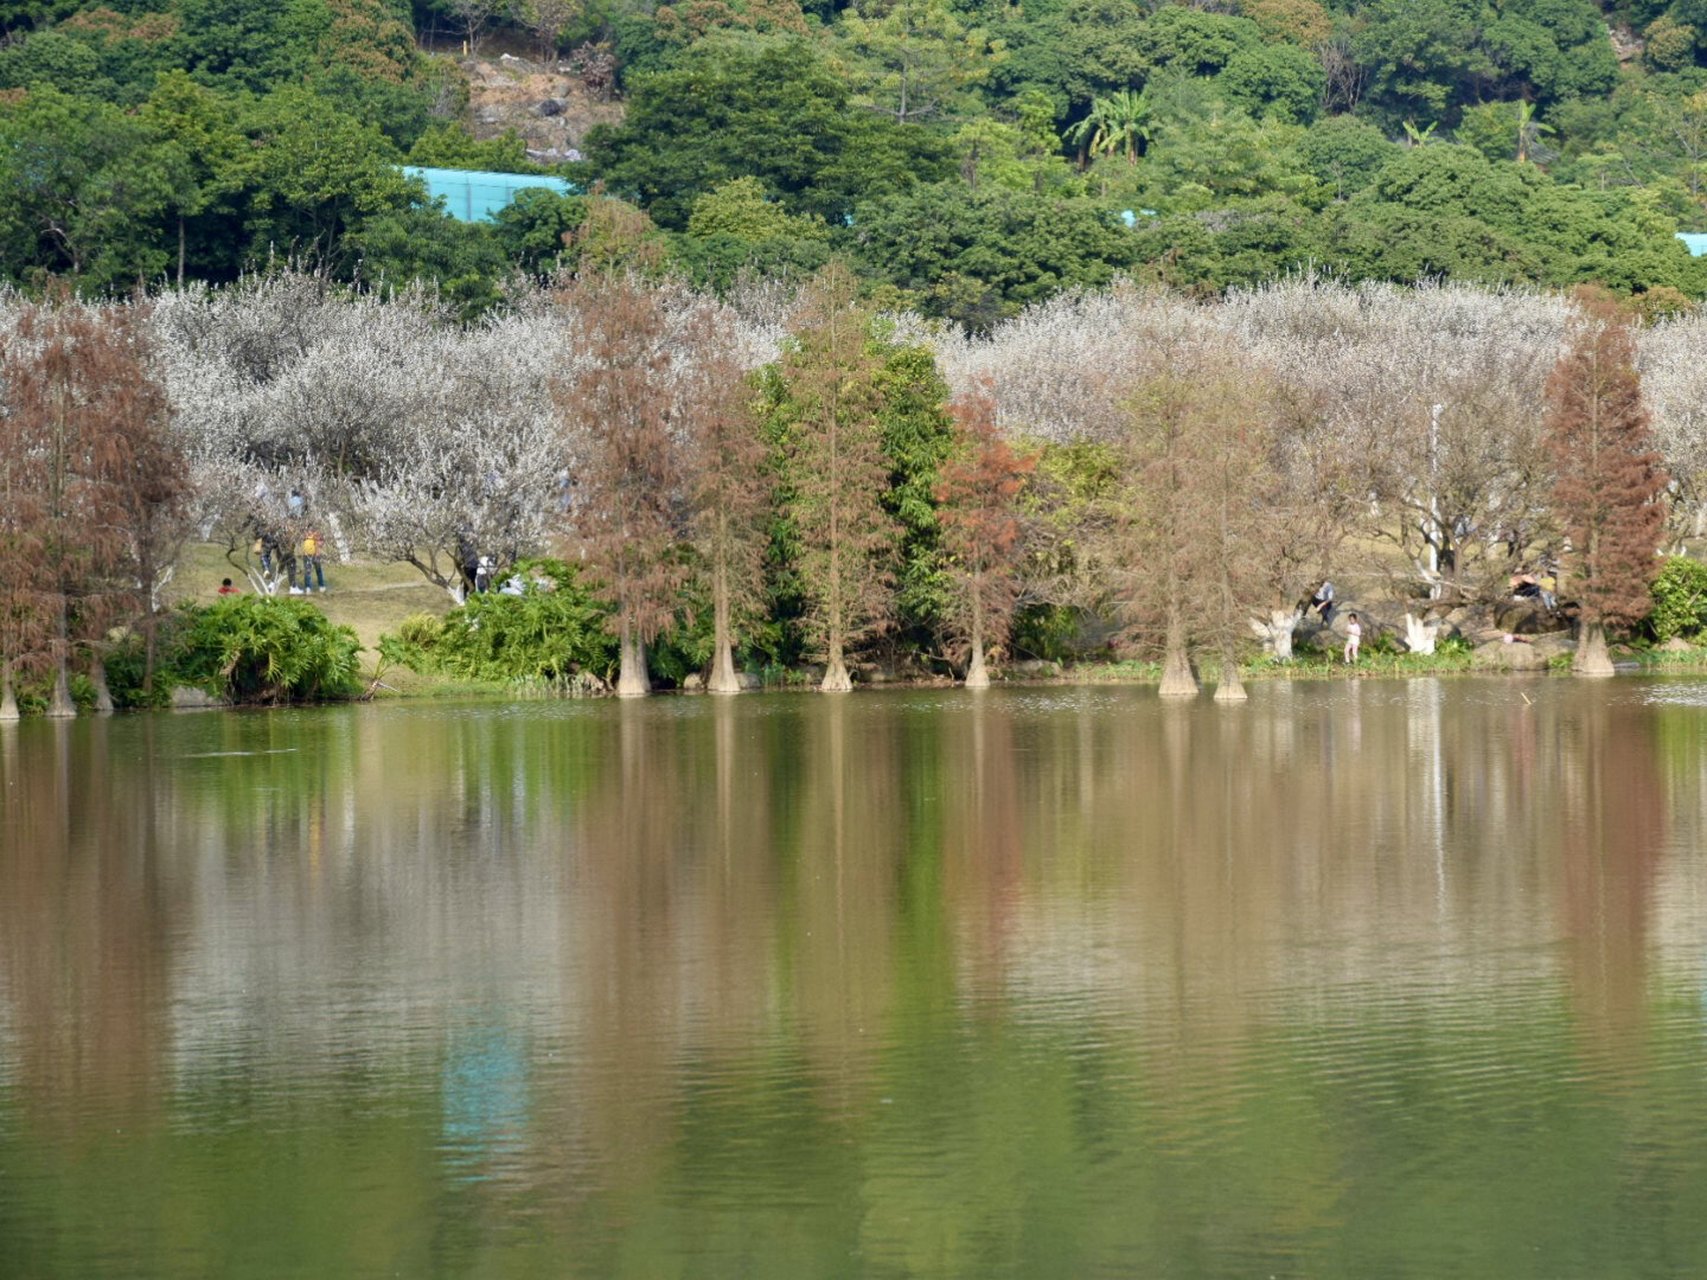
[1403,612,1438,655]
[89,655,115,714]
[1573,622,1615,677]
[965,607,990,689]
[965,640,990,689]
[1249,607,1300,660]
[0,664,17,722]
[1213,644,1247,703]
[616,627,650,698]
[821,636,853,693]
[1158,645,1198,698]
[708,566,741,694]
[46,663,76,718]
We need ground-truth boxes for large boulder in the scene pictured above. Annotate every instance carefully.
[1471,637,1556,671]
[1492,600,1556,635]
[170,685,229,709]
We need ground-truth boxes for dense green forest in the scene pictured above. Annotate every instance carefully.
[6,0,1707,319]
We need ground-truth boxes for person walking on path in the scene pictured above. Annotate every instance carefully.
[1343,612,1362,665]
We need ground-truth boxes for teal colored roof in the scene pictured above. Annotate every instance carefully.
[403,166,576,223]
[1678,232,1707,257]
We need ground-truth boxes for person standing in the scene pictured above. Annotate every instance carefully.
[300,529,326,593]
[1343,612,1362,665]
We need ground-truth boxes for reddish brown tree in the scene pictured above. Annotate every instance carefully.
[935,382,1035,688]
[0,299,146,717]
[773,268,897,693]
[681,311,771,695]
[0,381,50,721]
[555,274,687,697]
[101,311,193,700]
[1544,295,1670,676]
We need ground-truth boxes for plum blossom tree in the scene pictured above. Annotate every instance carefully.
[354,314,566,602]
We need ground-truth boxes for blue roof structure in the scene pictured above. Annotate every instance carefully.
[1678,232,1707,257]
[403,166,576,223]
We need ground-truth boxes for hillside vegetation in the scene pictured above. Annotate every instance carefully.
[7,0,1707,315]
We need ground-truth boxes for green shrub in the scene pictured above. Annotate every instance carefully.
[381,558,615,682]
[1012,604,1087,663]
[395,612,443,648]
[92,599,359,707]
[173,596,363,703]
[1649,556,1707,642]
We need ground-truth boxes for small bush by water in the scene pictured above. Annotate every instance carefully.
[98,597,363,707]
[378,559,616,685]
[1649,557,1707,643]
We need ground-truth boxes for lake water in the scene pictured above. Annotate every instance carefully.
[2,679,1707,1278]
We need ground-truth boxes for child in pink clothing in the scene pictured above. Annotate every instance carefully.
[1343,612,1362,665]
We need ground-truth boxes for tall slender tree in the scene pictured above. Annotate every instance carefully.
[1544,294,1669,677]
[0,299,139,717]
[556,274,688,697]
[936,382,1034,688]
[773,268,897,693]
[1118,364,1202,698]
[0,362,48,721]
[682,308,771,695]
[102,310,192,700]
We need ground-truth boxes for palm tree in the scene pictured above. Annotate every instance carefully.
[1064,89,1152,167]
[1515,99,1554,164]
[1401,118,1438,147]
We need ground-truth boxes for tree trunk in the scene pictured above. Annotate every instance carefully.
[46,596,75,718]
[177,214,187,289]
[46,661,76,718]
[143,607,159,697]
[1250,607,1300,661]
[0,662,17,722]
[1158,610,1198,699]
[964,598,990,689]
[708,564,741,695]
[821,633,853,693]
[616,622,650,698]
[1213,640,1247,702]
[89,653,114,713]
[1403,612,1438,655]
[1573,621,1616,677]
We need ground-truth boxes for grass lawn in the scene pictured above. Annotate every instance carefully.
[167,543,455,669]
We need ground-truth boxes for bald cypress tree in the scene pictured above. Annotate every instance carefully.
[556,274,687,698]
[773,267,896,693]
[1544,295,1669,677]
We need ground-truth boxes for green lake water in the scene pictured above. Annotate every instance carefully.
[3,679,1707,1278]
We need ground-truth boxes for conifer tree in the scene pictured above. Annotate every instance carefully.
[682,308,771,695]
[556,274,687,697]
[1543,293,1669,677]
[936,382,1034,688]
[773,268,896,693]
[0,299,150,717]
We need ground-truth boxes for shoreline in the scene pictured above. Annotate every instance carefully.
[8,657,1706,720]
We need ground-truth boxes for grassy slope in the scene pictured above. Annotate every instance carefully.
[167,543,455,670]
